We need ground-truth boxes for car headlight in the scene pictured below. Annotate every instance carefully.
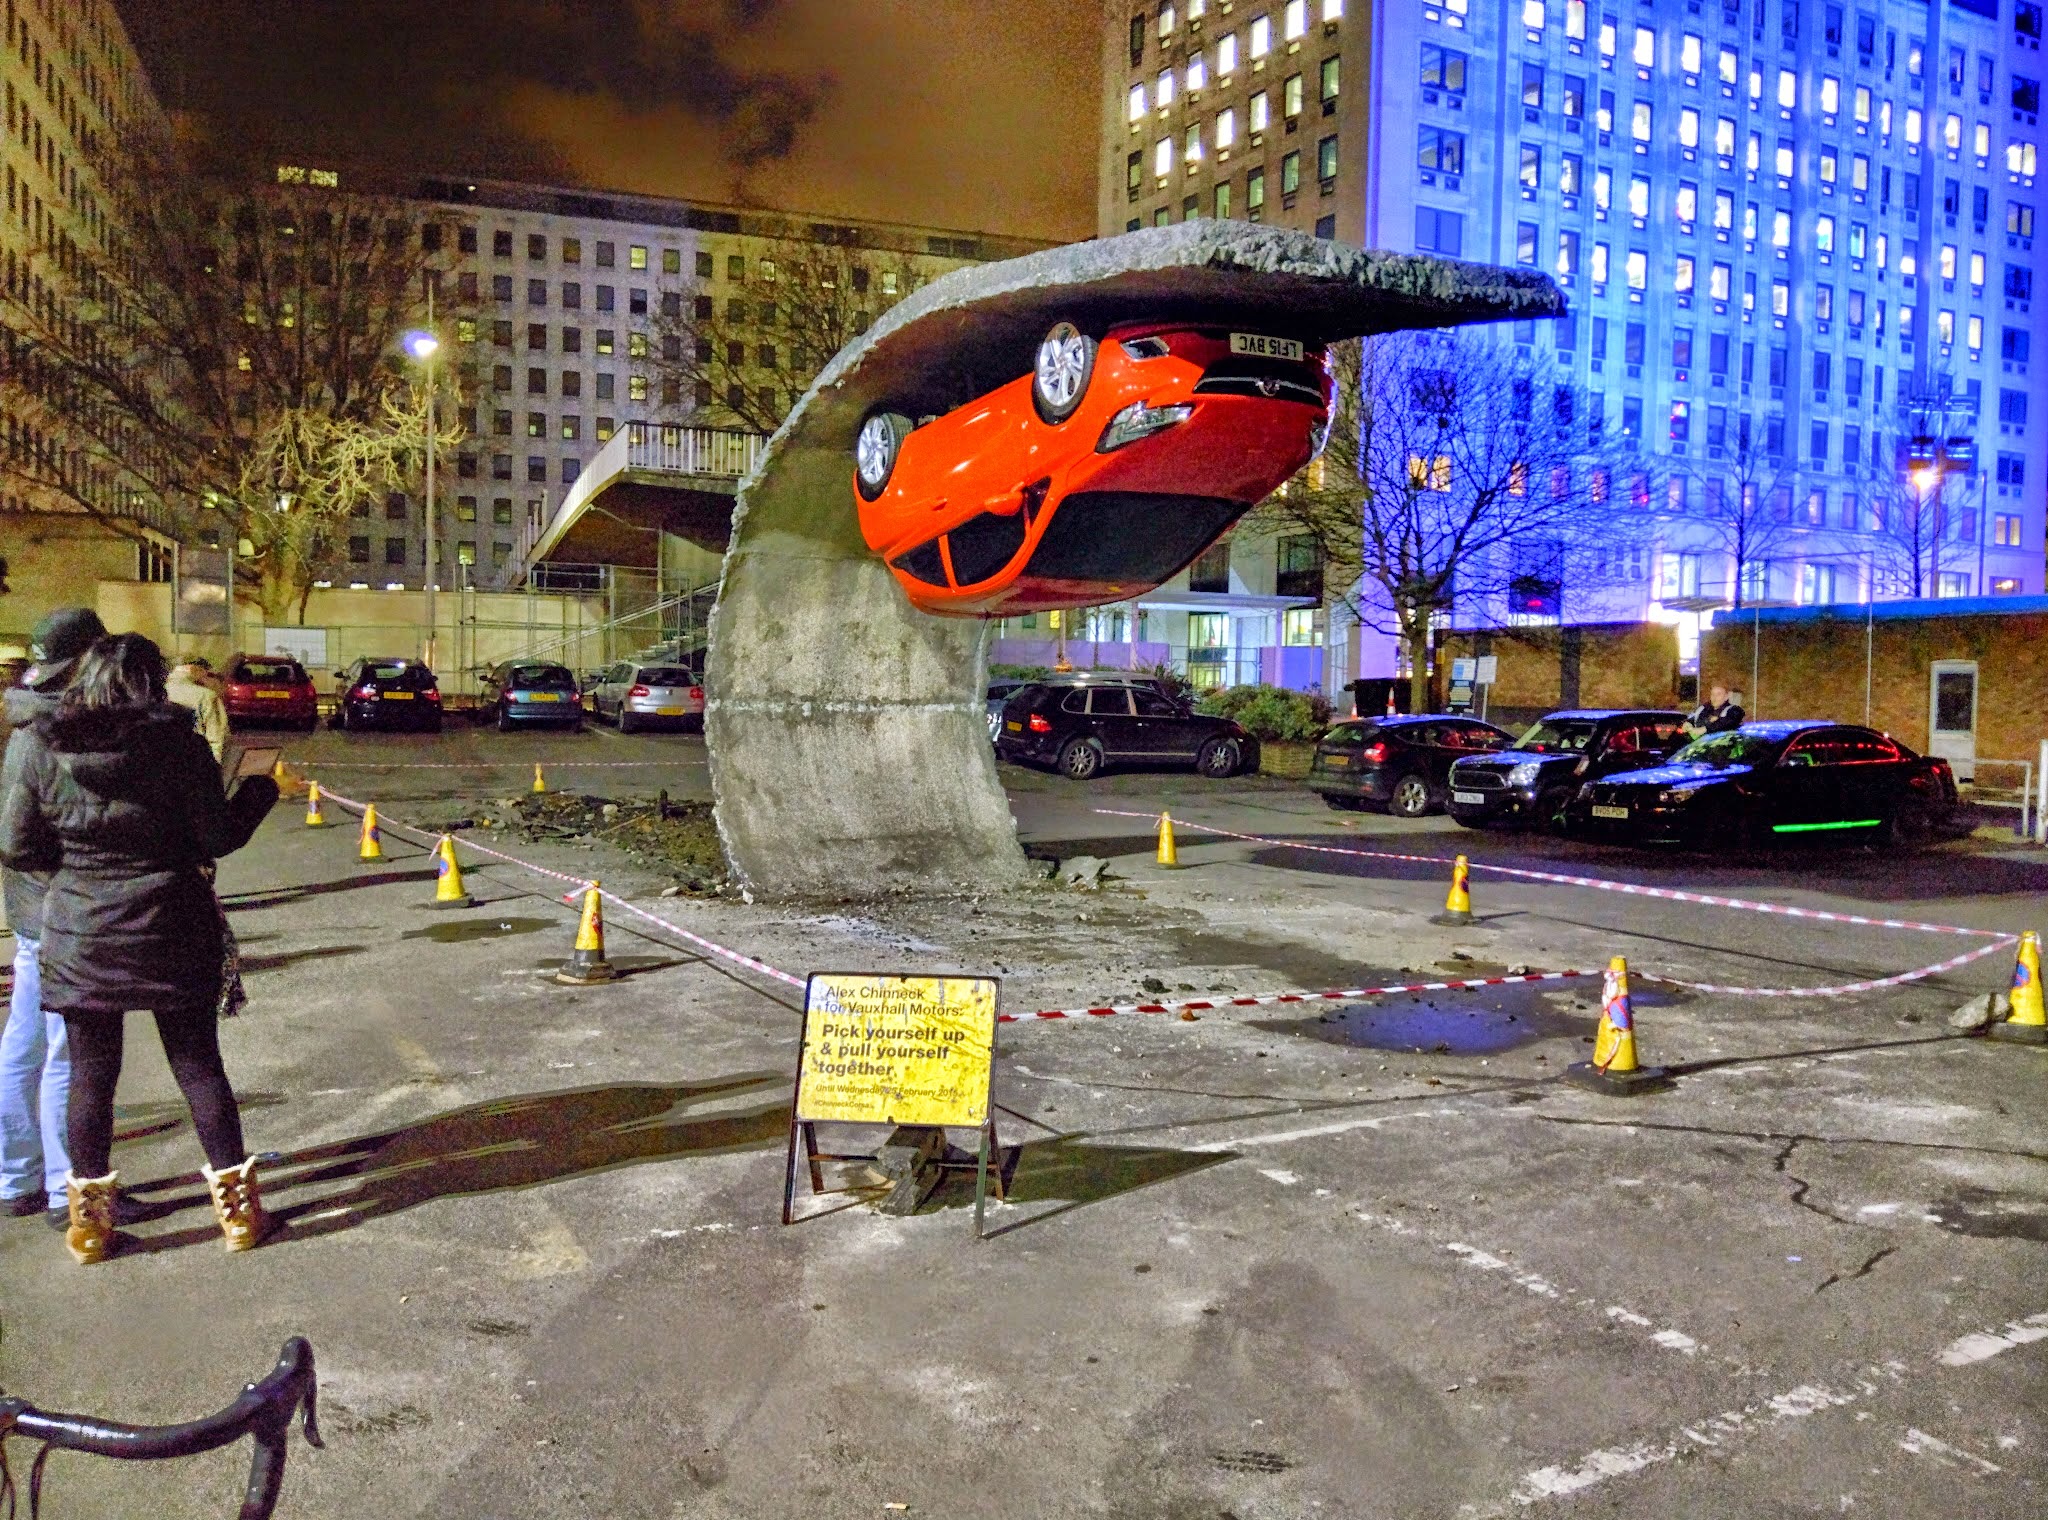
[1508,761,1541,787]
[1658,787,1701,805]
[1097,400,1194,453]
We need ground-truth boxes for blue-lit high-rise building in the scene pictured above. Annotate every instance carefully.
[1097,0,2047,680]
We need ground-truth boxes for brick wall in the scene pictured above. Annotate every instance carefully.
[1441,623,1681,715]
[1700,609,2048,762]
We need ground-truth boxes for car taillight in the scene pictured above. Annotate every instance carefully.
[1360,741,1388,763]
[423,688,440,702]
[1027,713,1053,733]
[689,687,703,701]
[351,684,375,700]
[628,684,651,698]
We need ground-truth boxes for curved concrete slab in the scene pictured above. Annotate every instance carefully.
[706,222,1564,897]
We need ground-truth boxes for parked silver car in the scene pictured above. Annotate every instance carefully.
[589,662,704,733]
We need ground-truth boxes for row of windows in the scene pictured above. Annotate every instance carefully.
[1126,53,1338,121]
[1129,0,1344,67]
[1127,138,1337,209]
[345,536,516,569]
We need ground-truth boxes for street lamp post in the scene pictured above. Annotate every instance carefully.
[404,313,441,669]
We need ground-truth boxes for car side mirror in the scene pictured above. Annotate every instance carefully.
[332,671,347,681]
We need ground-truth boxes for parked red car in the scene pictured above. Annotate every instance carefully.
[852,319,1332,617]
[221,653,319,731]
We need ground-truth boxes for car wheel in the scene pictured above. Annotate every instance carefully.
[1056,737,1102,780]
[1320,793,1367,812]
[1536,784,1576,835]
[1389,773,1437,818]
[425,716,442,735]
[301,713,319,733]
[619,711,638,735]
[1195,737,1241,778]
[1032,321,1096,425]
[496,707,512,733]
[854,410,913,501]
[1883,801,1931,849]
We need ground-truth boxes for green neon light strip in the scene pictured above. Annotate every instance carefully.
[1771,818,1883,834]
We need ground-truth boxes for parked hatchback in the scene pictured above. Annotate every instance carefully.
[995,677,1258,779]
[1447,709,1688,832]
[590,661,704,733]
[221,653,319,731]
[1308,714,1514,816]
[332,658,442,733]
[480,660,583,731]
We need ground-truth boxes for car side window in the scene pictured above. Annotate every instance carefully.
[1060,690,1088,714]
[1781,738,1833,767]
[1132,689,1178,717]
[1465,725,1511,750]
[1648,721,1688,751]
[1604,724,1646,755]
[1828,729,1901,762]
[1089,687,1136,716]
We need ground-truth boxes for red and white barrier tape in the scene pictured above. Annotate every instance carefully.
[313,787,803,990]
[999,968,1593,1023]
[297,760,704,770]
[1644,935,2017,998]
[1096,809,2009,939]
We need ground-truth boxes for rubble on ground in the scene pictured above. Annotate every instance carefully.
[478,790,729,895]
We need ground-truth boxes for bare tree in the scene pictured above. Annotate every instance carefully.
[651,240,921,434]
[1244,331,1641,710]
[1679,430,1802,608]
[1861,462,1972,600]
[0,131,456,617]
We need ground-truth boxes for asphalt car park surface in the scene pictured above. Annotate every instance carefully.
[4,743,2043,1518]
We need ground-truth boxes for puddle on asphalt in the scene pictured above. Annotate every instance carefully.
[1168,929,1408,990]
[1928,1187,2048,1243]
[1253,982,1689,1056]
[401,917,553,943]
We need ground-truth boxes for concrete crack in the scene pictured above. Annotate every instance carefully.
[1814,1245,1898,1295]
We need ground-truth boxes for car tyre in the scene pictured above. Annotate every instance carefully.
[1057,737,1103,781]
[496,707,512,733]
[619,711,638,736]
[854,410,913,501]
[1536,784,1577,835]
[1195,737,1241,778]
[1031,321,1096,425]
[1883,800,1931,849]
[1389,772,1437,818]
[1320,793,1368,812]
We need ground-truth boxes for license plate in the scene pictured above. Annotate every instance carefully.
[1591,804,1630,820]
[522,692,563,703]
[1453,790,1484,805]
[656,706,685,716]
[1004,720,1022,732]
[256,689,290,699]
[381,691,414,700]
[1231,332,1303,361]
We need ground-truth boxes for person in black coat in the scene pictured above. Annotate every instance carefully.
[0,634,278,1262]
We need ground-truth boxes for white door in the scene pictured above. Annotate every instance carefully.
[1928,661,1978,783]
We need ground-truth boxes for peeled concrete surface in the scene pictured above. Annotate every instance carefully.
[705,221,1564,898]
[5,791,2045,1517]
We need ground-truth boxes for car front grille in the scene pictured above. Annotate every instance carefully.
[1193,358,1326,407]
[1452,769,1509,791]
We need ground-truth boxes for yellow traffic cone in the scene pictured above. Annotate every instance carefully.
[430,835,475,909]
[555,882,618,985]
[304,780,329,828]
[1990,931,2047,1045]
[1565,956,1670,1094]
[1431,855,1475,925]
[1156,811,1181,868]
[270,758,304,799]
[357,803,384,863]
[532,763,547,795]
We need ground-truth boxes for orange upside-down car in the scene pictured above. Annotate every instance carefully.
[852,319,1333,616]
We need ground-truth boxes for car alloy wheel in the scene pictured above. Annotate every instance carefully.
[854,410,911,500]
[1390,774,1435,818]
[1537,785,1575,835]
[1058,738,1102,780]
[1197,738,1241,778]
[1032,321,1096,424]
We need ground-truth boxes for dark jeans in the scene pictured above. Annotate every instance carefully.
[61,1007,246,1177]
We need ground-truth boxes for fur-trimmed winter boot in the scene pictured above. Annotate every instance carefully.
[202,1157,272,1252]
[65,1171,120,1264]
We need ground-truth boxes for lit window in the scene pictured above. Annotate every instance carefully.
[760,259,777,282]
[1855,87,1872,125]
[1633,25,1654,66]
[1631,100,1651,143]
[1680,33,1700,73]
[629,375,648,402]
[1128,83,1147,121]
[1674,254,1694,293]
[1718,46,1737,86]
[1157,67,1175,107]
[1743,202,1758,240]
[1941,243,1958,279]
[1187,54,1207,92]
[1250,13,1271,57]
[1875,232,1888,269]
[1628,175,1649,218]
[629,331,650,358]
[1850,153,1868,191]
[1746,131,1761,172]
[1847,222,1866,258]
[1970,251,1986,290]
[1675,182,1696,222]
[1185,123,1203,163]
[1771,209,1791,248]
[1282,149,1302,194]
[1976,122,1991,159]
[1945,113,1963,151]
[1713,189,1733,230]
[1777,69,1796,109]
[1714,117,1735,158]
[1522,0,1546,31]
[629,245,647,270]
[1819,76,1839,114]
[1775,141,1793,178]
[1968,314,1984,352]
[1820,148,1838,184]
[1709,261,1730,300]
[1154,136,1173,176]
[1679,107,1699,148]
[2010,140,2040,175]
[1556,229,1578,275]
[1565,0,1586,41]
[1598,13,1616,60]
[1284,0,1307,41]
[1251,91,1270,132]
[1937,309,1955,344]
[1217,32,1238,74]
[1216,106,1237,149]
[1591,242,1609,283]
[1323,0,1342,17]
[1749,66,1763,104]
[1593,167,1611,214]
[1159,2,1177,37]
[1559,154,1580,195]
[1625,248,1647,289]
[1815,215,1834,253]
[1284,72,1304,117]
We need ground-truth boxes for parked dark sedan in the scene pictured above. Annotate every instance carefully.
[1565,720,1958,848]
[332,657,442,732]
[1308,714,1514,816]
[479,660,584,731]
[995,677,1258,779]
[1448,709,1689,832]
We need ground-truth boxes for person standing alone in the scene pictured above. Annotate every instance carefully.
[0,608,103,1230]
[0,634,278,1262]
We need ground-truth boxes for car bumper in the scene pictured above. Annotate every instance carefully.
[501,701,581,723]
[1567,801,1701,845]
[226,698,317,724]
[1445,786,1537,823]
[344,700,439,728]
[1308,768,1392,802]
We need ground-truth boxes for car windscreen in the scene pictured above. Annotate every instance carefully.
[234,659,302,683]
[506,664,575,688]
[362,663,436,689]
[636,667,693,686]
[1515,718,1600,754]
[1668,730,1787,767]
[1319,722,1378,748]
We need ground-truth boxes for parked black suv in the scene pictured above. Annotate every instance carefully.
[1307,714,1514,815]
[995,676,1259,780]
[1447,709,1689,832]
